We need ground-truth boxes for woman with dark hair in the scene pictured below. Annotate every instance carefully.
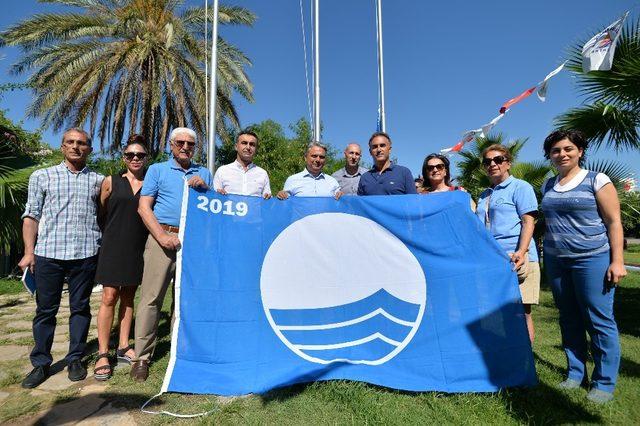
[420,153,458,193]
[93,135,149,380]
[475,144,540,344]
[420,153,475,210]
[541,129,626,403]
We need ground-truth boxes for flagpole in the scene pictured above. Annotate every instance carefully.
[207,0,220,174]
[313,0,321,142]
[376,0,386,133]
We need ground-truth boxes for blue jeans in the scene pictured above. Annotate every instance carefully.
[31,255,98,367]
[544,250,620,393]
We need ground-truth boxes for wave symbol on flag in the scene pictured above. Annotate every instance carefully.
[260,213,427,365]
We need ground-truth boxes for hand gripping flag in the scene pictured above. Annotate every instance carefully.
[582,12,628,72]
[162,189,536,396]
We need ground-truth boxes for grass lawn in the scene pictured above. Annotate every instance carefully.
[625,243,640,266]
[96,271,640,424]
[1,273,638,424]
[0,278,24,295]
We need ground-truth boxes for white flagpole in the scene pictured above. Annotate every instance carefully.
[313,0,321,142]
[376,0,386,133]
[207,0,220,173]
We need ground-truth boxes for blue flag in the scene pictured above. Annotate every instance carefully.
[162,189,536,395]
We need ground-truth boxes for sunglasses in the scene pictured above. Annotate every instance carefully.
[124,152,147,160]
[426,164,445,172]
[174,140,196,149]
[482,155,507,167]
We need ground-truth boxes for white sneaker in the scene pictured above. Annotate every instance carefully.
[92,284,103,293]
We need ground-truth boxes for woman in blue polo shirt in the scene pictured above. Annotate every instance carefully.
[541,129,626,403]
[475,144,540,344]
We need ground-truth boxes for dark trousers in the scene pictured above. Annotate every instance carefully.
[31,255,98,367]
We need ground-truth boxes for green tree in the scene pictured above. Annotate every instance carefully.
[0,110,49,257]
[0,0,255,155]
[620,191,640,237]
[555,16,640,150]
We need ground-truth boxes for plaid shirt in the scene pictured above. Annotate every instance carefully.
[22,162,104,260]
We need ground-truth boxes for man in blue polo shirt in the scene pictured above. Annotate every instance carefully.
[131,127,212,382]
[357,132,417,195]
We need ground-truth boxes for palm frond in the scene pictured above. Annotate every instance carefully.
[585,159,633,190]
[554,102,640,151]
[3,0,255,153]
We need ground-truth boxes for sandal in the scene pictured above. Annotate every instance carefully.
[116,345,134,365]
[93,352,112,381]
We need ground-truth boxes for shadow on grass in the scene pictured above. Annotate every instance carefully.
[500,382,602,424]
[259,378,602,424]
[30,391,150,425]
[533,352,564,376]
[615,286,639,338]
[0,298,27,310]
[620,355,640,379]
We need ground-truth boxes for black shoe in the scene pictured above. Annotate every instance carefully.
[67,359,87,382]
[22,365,50,389]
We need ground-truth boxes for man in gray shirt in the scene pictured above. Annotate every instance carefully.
[332,143,367,195]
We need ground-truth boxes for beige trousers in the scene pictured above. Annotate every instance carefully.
[133,232,176,361]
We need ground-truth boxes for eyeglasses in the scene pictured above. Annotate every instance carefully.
[482,155,507,167]
[426,164,445,172]
[173,140,196,149]
[124,152,147,160]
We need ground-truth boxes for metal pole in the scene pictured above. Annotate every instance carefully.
[207,0,220,173]
[376,0,386,133]
[313,0,321,142]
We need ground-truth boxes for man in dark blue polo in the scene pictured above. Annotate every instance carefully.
[357,132,417,196]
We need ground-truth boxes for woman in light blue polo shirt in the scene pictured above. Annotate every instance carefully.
[475,144,540,344]
[541,129,626,403]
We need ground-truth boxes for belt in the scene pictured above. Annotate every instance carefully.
[160,224,180,233]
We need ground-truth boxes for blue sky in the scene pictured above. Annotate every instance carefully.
[1,0,639,182]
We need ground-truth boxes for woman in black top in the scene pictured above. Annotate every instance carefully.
[93,135,148,380]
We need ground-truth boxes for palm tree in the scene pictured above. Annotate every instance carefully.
[0,0,256,155]
[555,16,640,151]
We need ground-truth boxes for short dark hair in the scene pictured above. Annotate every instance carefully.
[481,144,513,163]
[368,131,391,146]
[422,153,451,187]
[124,134,147,152]
[62,127,92,147]
[236,130,259,144]
[543,129,587,166]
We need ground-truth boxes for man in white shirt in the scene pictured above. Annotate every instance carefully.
[213,130,271,198]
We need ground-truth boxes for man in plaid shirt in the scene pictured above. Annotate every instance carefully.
[19,128,104,389]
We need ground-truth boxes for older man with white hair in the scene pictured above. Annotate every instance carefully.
[131,127,212,382]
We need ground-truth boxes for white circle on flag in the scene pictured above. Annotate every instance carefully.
[260,212,426,365]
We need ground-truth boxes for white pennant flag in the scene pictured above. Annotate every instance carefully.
[480,112,506,138]
[537,62,566,102]
[440,112,506,155]
[582,12,628,72]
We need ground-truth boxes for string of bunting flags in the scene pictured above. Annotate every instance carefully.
[439,11,629,155]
